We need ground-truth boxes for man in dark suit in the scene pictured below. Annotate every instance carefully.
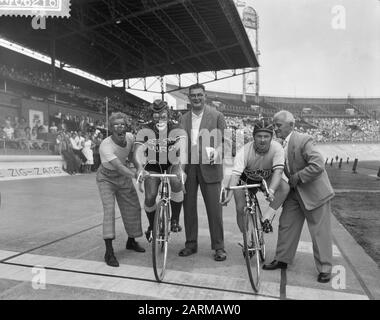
[263,110,334,283]
[179,83,229,261]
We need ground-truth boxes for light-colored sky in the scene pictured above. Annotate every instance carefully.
[247,0,380,98]
[129,0,380,101]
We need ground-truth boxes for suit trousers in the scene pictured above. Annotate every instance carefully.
[275,188,333,273]
[183,164,224,251]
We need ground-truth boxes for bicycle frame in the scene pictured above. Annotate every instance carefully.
[137,167,185,282]
[220,180,269,292]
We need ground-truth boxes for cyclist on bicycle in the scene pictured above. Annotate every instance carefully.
[221,119,290,233]
[134,100,186,242]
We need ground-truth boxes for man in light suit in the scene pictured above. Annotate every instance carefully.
[263,110,334,283]
[178,83,229,261]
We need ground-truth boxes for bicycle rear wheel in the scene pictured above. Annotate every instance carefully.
[242,207,260,292]
[255,202,266,262]
[152,201,169,282]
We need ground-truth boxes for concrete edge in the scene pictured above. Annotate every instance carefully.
[330,210,380,300]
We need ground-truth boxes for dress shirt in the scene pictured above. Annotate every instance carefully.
[283,131,293,173]
[191,110,204,146]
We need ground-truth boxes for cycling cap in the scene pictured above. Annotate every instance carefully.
[150,99,168,113]
[253,119,274,135]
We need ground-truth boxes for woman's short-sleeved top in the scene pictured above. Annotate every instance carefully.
[99,133,135,170]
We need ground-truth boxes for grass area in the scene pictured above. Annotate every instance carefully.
[326,166,380,190]
[331,193,380,267]
[358,160,380,171]
[327,166,380,267]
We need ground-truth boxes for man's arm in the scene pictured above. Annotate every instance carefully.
[268,168,283,198]
[132,142,147,173]
[220,173,240,205]
[295,138,324,184]
[109,158,137,179]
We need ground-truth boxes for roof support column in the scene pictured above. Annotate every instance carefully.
[50,36,56,87]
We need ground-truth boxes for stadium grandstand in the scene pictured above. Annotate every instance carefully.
[167,83,380,145]
[0,46,151,158]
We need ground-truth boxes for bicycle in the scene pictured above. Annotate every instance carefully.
[220,179,269,292]
[137,166,185,282]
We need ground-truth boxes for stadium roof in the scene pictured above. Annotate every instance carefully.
[0,0,258,80]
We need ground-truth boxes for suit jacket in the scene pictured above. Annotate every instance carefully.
[286,131,334,210]
[180,105,228,183]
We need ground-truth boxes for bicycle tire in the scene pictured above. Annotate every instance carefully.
[255,201,266,262]
[242,207,260,292]
[152,201,169,282]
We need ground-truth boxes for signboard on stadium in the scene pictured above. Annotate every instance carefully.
[242,7,257,29]
[0,156,68,181]
[29,109,44,129]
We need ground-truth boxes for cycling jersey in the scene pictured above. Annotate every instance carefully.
[232,140,284,182]
[136,120,184,172]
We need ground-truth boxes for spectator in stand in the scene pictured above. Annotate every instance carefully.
[58,133,79,175]
[12,116,20,131]
[3,119,15,142]
[15,123,28,150]
[31,127,43,149]
[70,131,82,159]
[24,127,33,150]
[92,132,103,171]
[19,117,27,131]
[0,126,5,140]
[49,121,58,133]
[81,133,94,173]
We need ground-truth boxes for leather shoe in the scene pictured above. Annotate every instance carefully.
[104,252,119,267]
[126,239,146,253]
[171,220,182,232]
[214,249,227,262]
[262,260,287,270]
[317,272,331,283]
[178,247,197,257]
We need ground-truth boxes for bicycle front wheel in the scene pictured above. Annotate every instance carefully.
[242,207,260,292]
[152,201,170,282]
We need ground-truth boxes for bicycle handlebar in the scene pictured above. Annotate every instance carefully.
[149,173,177,178]
[220,179,270,204]
[225,184,261,190]
[136,170,186,194]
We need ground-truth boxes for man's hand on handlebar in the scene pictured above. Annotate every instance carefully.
[265,188,275,203]
[220,189,233,206]
[136,169,150,182]
[176,171,187,184]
